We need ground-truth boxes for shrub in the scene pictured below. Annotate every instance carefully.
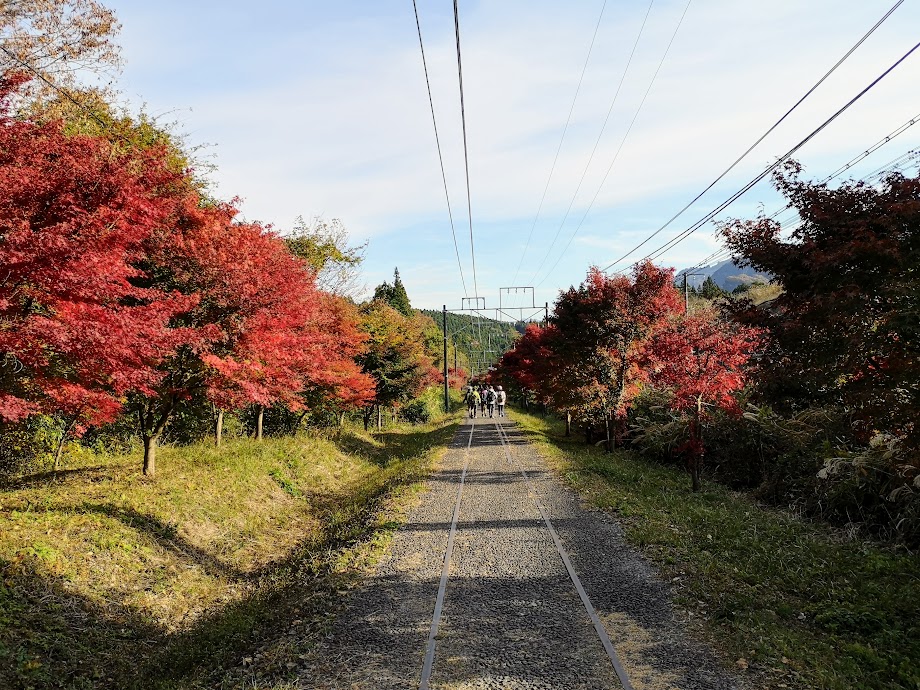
[400,400,431,425]
[0,416,58,478]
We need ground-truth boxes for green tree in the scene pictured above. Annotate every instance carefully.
[284,216,366,297]
[357,301,436,429]
[373,267,412,316]
[699,276,726,300]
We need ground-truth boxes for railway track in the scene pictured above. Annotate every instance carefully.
[419,416,634,690]
[307,413,740,690]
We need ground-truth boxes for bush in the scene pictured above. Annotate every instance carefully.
[628,393,920,546]
[400,400,431,425]
[0,416,58,478]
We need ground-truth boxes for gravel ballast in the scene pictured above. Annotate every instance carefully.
[303,415,743,689]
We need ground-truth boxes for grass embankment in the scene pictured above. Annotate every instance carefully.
[0,415,460,690]
[514,410,919,690]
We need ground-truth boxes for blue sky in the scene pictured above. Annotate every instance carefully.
[104,0,920,313]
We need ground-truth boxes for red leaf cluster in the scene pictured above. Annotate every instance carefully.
[0,79,374,456]
[0,105,195,426]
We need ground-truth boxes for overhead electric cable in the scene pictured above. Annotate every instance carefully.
[628,37,920,269]
[533,0,690,286]
[411,0,469,297]
[765,109,920,221]
[598,0,906,274]
[865,147,919,179]
[453,0,479,299]
[521,0,656,284]
[686,141,920,273]
[509,0,609,286]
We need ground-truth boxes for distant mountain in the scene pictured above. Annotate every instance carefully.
[675,259,771,291]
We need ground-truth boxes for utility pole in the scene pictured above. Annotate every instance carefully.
[683,273,688,313]
[544,302,549,326]
[442,305,449,413]
[682,272,704,313]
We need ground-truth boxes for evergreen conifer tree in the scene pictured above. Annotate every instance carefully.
[374,268,413,316]
[699,276,725,300]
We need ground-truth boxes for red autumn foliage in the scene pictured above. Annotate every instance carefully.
[720,161,920,452]
[0,74,374,476]
[645,308,763,490]
[0,81,195,429]
[495,323,552,402]
[133,199,375,474]
[547,262,682,443]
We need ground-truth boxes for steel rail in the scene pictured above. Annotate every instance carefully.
[419,417,476,689]
[494,419,635,690]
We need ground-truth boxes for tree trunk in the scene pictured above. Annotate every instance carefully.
[565,411,571,437]
[137,398,175,478]
[53,418,75,471]
[143,435,157,477]
[363,406,372,431]
[376,405,382,431]
[604,414,612,453]
[256,406,264,440]
[689,397,704,492]
[214,409,224,447]
[339,410,346,428]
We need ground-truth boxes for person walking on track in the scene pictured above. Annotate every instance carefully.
[496,386,507,417]
[485,386,496,418]
[466,387,480,418]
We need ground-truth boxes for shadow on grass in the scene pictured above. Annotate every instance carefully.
[0,419,460,690]
[337,420,460,468]
[1,464,128,491]
[84,504,243,581]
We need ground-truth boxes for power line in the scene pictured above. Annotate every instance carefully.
[685,143,920,274]
[765,109,920,221]
[521,0,655,285]
[611,37,920,271]
[533,0,691,287]
[411,0,469,297]
[600,0,906,274]
[865,147,919,180]
[510,0,609,286]
[453,0,479,299]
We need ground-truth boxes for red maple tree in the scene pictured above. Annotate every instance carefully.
[0,74,195,465]
[645,308,763,491]
[720,161,920,456]
[549,262,682,448]
[133,199,375,473]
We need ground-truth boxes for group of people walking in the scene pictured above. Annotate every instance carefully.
[465,384,506,418]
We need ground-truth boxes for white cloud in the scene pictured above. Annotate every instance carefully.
[107,0,920,309]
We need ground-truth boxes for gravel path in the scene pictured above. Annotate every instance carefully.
[302,415,742,690]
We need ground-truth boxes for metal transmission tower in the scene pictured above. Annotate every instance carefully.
[442,289,549,390]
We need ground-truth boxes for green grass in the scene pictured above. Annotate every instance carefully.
[0,413,460,690]
[513,410,920,690]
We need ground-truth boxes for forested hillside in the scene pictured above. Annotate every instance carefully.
[419,310,522,377]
